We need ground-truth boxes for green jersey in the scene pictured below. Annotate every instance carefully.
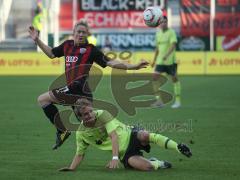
[76,110,131,159]
[155,28,177,65]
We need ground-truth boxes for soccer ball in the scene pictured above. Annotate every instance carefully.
[143,7,163,27]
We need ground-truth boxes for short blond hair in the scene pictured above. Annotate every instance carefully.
[73,19,89,32]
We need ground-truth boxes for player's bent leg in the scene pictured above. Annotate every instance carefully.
[137,130,180,155]
[38,91,59,125]
[38,91,71,150]
[128,156,171,171]
[37,91,59,107]
[149,132,178,150]
[148,132,192,157]
[38,91,60,125]
[128,156,154,171]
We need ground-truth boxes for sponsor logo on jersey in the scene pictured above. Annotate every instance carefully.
[66,56,78,63]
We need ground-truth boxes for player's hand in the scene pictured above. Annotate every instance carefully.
[58,167,74,172]
[106,159,119,169]
[28,26,39,42]
[136,59,149,69]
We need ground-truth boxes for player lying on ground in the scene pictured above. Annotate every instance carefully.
[59,98,192,171]
[28,20,149,150]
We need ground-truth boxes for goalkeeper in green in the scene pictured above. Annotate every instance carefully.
[59,98,192,171]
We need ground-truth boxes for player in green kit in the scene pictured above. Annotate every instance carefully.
[151,16,181,108]
[59,98,192,171]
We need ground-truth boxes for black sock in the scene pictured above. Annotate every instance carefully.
[42,103,58,124]
[42,104,65,133]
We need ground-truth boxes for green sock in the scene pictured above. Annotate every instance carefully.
[149,160,159,170]
[152,80,162,101]
[149,133,178,151]
[174,81,181,103]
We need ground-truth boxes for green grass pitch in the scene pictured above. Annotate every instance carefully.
[0,75,240,180]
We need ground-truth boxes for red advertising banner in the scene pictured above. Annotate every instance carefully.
[180,13,210,36]
[215,13,240,36]
[180,0,240,36]
[217,0,238,6]
[77,11,145,28]
[181,0,210,7]
[59,2,73,30]
[60,0,166,30]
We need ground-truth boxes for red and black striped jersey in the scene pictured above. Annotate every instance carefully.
[52,40,109,86]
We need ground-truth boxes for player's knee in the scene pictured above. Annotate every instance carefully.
[138,130,150,142]
[143,131,150,141]
[37,95,45,106]
[37,94,51,107]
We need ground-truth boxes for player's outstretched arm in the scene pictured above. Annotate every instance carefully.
[151,47,159,68]
[28,26,55,59]
[106,130,120,169]
[58,154,84,172]
[107,59,149,70]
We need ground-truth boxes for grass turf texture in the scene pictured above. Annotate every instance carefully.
[0,75,240,180]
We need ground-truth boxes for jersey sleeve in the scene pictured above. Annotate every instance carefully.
[97,110,118,134]
[169,30,177,44]
[76,132,89,155]
[92,46,110,68]
[105,119,120,134]
[52,41,65,57]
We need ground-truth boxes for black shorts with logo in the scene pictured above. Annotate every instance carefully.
[155,63,178,76]
[52,80,93,106]
[121,129,151,169]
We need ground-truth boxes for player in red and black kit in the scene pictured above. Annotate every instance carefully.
[28,20,149,150]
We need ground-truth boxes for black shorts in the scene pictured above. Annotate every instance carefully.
[121,129,151,169]
[155,63,177,76]
[52,81,93,106]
